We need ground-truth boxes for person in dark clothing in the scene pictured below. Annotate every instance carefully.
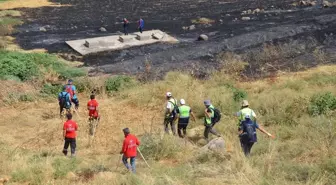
[138,18,144,33]
[239,115,275,156]
[123,18,129,35]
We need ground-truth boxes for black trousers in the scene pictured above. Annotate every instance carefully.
[177,123,188,138]
[63,138,76,156]
[240,139,254,156]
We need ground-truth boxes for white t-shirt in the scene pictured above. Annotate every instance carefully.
[166,98,177,114]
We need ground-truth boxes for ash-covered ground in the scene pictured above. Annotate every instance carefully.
[13,0,336,78]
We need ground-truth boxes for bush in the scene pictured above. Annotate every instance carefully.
[105,75,135,93]
[232,88,247,102]
[0,50,86,81]
[308,92,336,116]
[40,84,63,96]
[52,158,79,179]
[139,134,183,160]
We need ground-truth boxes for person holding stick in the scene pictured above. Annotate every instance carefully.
[120,128,140,173]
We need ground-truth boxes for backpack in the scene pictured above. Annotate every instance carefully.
[242,120,256,142]
[60,92,69,108]
[210,107,221,123]
[65,85,74,98]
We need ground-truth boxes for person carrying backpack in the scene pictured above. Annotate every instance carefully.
[235,100,257,127]
[176,99,196,138]
[203,100,221,142]
[58,86,71,117]
[239,114,275,156]
[164,92,178,135]
[65,79,79,110]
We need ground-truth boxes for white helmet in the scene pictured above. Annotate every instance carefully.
[166,92,172,97]
[180,99,186,105]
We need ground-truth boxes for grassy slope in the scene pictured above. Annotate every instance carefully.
[0,65,335,185]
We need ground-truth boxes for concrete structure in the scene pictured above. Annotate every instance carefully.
[66,30,178,55]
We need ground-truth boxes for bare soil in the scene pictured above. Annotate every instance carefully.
[11,0,336,77]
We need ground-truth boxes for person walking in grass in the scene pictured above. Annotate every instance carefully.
[120,128,140,173]
[235,100,257,127]
[87,94,100,121]
[62,113,78,157]
[176,99,196,138]
[58,86,71,117]
[65,79,79,110]
[203,100,221,142]
[239,114,275,156]
[138,18,144,33]
[164,92,178,135]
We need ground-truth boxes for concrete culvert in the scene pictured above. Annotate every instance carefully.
[198,34,208,41]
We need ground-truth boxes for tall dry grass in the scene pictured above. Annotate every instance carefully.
[0,64,335,184]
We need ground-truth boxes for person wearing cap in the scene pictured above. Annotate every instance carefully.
[120,128,140,173]
[65,79,79,110]
[176,99,196,138]
[236,100,257,126]
[62,113,78,157]
[164,92,178,135]
[203,100,221,141]
[239,114,275,156]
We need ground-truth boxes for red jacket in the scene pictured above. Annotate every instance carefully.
[122,134,140,157]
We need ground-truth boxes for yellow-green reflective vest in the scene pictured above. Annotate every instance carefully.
[205,105,215,125]
[178,105,191,118]
[238,107,255,122]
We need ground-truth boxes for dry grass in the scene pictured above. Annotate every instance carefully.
[0,0,65,10]
[0,64,335,184]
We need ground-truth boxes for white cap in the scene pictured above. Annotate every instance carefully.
[242,100,249,106]
[166,92,172,97]
[180,99,186,105]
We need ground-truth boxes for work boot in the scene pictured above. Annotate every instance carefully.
[62,149,68,156]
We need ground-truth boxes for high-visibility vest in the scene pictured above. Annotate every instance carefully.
[178,105,191,118]
[205,105,215,125]
[238,107,255,121]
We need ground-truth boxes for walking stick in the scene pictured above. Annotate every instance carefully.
[115,154,122,171]
[137,148,150,168]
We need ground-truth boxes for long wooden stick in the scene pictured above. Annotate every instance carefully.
[137,148,150,168]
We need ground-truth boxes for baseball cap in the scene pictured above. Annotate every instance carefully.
[180,99,186,105]
[204,100,211,106]
[166,92,172,97]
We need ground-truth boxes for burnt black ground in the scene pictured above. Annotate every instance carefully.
[12,0,336,77]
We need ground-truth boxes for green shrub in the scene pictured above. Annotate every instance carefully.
[105,75,135,93]
[308,92,336,116]
[52,158,79,179]
[19,94,35,102]
[0,50,86,81]
[40,84,63,96]
[139,134,182,160]
[232,88,247,102]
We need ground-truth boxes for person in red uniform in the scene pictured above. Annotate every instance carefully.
[120,128,140,173]
[62,113,78,157]
[87,94,100,120]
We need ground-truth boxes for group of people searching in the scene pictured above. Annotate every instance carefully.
[57,81,275,172]
[164,92,275,156]
[122,18,144,35]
